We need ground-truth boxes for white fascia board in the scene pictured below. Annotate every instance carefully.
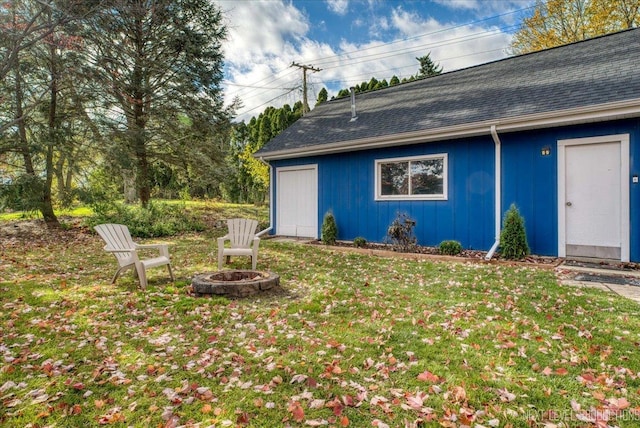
[257,99,640,161]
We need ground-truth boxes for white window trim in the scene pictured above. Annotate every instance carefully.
[375,153,448,201]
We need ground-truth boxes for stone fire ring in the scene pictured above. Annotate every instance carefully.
[191,270,280,298]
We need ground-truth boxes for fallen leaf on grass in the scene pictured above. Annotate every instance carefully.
[416,370,440,383]
[289,401,305,422]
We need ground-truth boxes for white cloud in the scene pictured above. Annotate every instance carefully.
[433,0,535,22]
[216,0,309,65]
[386,6,512,73]
[217,1,515,122]
[433,0,480,10]
[325,0,349,16]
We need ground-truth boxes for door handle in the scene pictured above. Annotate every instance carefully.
[566,202,572,207]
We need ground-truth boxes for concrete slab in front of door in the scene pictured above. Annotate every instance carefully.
[556,260,640,303]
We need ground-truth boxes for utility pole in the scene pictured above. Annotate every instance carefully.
[291,62,321,114]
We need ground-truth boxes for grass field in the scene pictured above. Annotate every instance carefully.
[1,204,639,427]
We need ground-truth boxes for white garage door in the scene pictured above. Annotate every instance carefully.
[276,165,318,238]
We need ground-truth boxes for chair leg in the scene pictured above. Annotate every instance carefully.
[252,248,258,270]
[135,262,148,290]
[111,270,121,284]
[218,249,223,270]
[167,264,174,281]
[111,265,131,284]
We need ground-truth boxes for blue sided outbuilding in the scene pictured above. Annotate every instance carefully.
[255,29,640,262]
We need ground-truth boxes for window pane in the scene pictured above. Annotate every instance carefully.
[411,159,443,195]
[381,162,408,195]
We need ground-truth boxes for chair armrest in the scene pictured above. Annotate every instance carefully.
[217,234,230,247]
[135,243,171,249]
[104,246,135,254]
[134,243,171,258]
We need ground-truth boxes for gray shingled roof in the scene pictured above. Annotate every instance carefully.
[257,28,640,159]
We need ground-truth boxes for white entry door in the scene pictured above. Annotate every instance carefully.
[276,165,318,238]
[558,135,629,261]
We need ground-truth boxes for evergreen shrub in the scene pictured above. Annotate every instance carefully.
[321,211,338,245]
[500,203,530,260]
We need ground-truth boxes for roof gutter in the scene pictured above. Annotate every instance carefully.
[485,125,501,261]
[257,99,640,160]
[256,157,273,237]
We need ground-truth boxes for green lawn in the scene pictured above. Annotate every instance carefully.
[1,213,639,427]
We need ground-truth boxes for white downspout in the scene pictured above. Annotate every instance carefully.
[256,157,273,237]
[485,125,501,260]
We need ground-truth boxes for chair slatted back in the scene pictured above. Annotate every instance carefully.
[94,224,137,265]
[227,218,258,248]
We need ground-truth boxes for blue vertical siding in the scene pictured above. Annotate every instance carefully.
[272,136,496,250]
[271,118,640,260]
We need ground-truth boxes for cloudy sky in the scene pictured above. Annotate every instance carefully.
[214,0,535,122]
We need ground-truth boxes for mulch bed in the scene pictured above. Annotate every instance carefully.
[308,239,562,267]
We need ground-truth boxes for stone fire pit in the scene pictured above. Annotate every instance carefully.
[191,270,280,298]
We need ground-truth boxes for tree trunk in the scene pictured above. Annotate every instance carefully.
[122,170,137,203]
[14,54,34,176]
[43,27,60,228]
[42,143,59,227]
[135,141,150,208]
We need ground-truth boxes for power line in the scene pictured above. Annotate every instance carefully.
[237,87,299,116]
[229,21,518,100]
[229,5,534,118]
[223,80,299,90]
[316,25,518,70]
[303,5,533,65]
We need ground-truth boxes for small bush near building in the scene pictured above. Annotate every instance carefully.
[353,236,367,247]
[386,212,417,252]
[500,203,530,260]
[321,211,338,245]
[439,240,462,255]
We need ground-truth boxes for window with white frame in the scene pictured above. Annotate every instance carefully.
[375,154,447,200]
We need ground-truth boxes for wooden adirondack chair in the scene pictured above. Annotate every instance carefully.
[217,218,260,270]
[94,224,174,289]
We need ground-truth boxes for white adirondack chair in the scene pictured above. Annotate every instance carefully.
[217,218,260,270]
[94,224,174,289]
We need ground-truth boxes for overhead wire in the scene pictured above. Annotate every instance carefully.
[315,24,520,70]
[238,86,300,116]
[304,4,534,64]
[317,46,508,88]
[232,5,535,117]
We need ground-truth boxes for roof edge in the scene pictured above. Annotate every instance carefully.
[256,99,640,160]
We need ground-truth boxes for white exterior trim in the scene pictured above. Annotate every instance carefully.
[259,99,640,160]
[557,134,630,261]
[374,153,448,201]
[485,125,502,260]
